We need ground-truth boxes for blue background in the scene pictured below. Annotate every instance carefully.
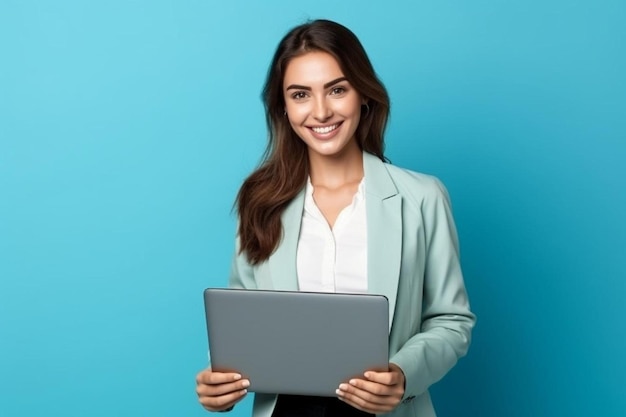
[1,1,625,416]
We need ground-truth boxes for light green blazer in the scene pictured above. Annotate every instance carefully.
[228,152,476,417]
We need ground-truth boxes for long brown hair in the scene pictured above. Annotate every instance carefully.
[236,19,390,265]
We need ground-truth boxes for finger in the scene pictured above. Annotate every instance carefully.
[336,389,391,414]
[199,388,248,412]
[196,379,250,397]
[350,378,399,399]
[196,369,243,385]
[337,381,394,406]
[363,370,400,386]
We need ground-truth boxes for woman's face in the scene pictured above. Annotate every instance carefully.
[282,51,365,161]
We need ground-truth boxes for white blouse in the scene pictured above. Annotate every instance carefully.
[296,177,368,294]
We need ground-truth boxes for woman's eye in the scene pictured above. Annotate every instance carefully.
[330,87,346,95]
[291,91,307,100]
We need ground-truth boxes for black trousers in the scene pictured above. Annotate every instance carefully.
[271,395,374,417]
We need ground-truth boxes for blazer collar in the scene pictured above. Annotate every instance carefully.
[268,152,402,329]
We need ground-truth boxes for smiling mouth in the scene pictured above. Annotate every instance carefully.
[310,123,340,134]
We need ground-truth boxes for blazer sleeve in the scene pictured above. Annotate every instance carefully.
[389,179,476,398]
[228,236,258,290]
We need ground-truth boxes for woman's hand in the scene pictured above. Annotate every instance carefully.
[336,363,406,414]
[195,368,249,412]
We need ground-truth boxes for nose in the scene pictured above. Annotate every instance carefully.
[312,96,332,122]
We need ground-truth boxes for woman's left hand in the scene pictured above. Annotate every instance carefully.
[336,363,406,414]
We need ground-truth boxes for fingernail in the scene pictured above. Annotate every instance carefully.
[349,379,357,386]
[242,380,250,388]
[335,389,342,396]
[339,384,348,390]
[233,374,242,380]
[241,389,247,395]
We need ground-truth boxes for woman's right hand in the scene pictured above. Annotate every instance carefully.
[195,368,250,412]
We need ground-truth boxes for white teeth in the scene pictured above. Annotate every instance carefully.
[312,124,338,134]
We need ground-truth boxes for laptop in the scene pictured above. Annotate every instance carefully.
[203,288,389,396]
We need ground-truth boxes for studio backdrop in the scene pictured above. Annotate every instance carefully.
[1,1,624,416]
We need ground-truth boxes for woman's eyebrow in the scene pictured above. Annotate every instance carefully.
[323,77,347,88]
[285,84,311,91]
[285,77,348,91]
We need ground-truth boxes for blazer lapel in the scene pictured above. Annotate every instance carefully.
[267,189,305,291]
[363,153,402,331]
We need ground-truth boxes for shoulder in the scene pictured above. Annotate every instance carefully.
[362,152,453,212]
[383,162,451,209]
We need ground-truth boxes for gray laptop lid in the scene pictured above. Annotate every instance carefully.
[204,288,389,397]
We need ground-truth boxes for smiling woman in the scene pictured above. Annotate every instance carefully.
[195,19,475,417]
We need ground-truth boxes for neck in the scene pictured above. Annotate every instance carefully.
[308,142,364,189]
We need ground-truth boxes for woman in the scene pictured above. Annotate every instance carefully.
[196,19,475,417]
